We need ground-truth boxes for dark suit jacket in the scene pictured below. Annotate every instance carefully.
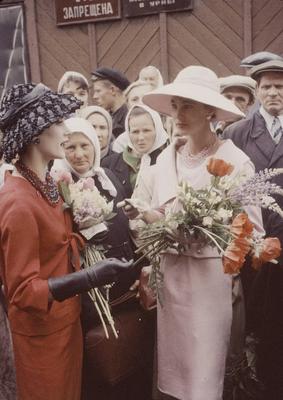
[111,103,128,138]
[224,111,283,357]
[101,152,132,198]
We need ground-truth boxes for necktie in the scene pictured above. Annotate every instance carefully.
[271,117,283,144]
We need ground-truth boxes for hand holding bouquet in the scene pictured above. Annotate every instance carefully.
[52,170,118,338]
[136,159,282,293]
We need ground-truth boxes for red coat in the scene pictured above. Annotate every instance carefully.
[0,175,83,399]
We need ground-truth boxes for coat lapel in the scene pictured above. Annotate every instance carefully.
[269,136,283,167]
[250,112,276,165]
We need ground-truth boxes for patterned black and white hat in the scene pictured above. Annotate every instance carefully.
[0,83,82,162]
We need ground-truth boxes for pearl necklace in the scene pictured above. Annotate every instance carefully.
[182,136,219,168]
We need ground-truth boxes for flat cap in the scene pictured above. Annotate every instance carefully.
[250,60,283,80]
[219,75,256,96]
[91,67,130,91]
[240,51,283,68]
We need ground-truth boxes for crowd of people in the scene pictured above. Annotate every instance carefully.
[0,51,283,400]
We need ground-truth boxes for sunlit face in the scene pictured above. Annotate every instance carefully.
[140,67,159,89]
[170,96,212,137]
[127,84,152,108]
[87,113,109,151]
[64,132,95,174]
[256,72,283,116]
[128,113,156,154]
[92,80,114,111]
[37,121,69,161]
[222,87,252,114]
[62,81,89,109]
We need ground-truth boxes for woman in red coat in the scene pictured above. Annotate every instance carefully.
[0,83,132,400]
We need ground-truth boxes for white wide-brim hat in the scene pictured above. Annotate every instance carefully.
[142,66,245,121]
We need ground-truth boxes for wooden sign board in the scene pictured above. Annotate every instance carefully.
[123,0,193,18]
[55,0,121,26]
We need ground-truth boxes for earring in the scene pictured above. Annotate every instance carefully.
[206,115,212,121]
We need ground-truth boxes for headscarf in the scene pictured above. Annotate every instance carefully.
[52,117,117,197]
[125,104,168,173]
[57,71,89,93]
[80,105,113,159]
[139,66,164,89]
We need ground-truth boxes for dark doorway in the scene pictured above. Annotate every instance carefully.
[0,0,30,100]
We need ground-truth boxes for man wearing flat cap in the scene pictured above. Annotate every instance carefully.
[91,67,130,138]
[215,75,256,135]
[224,60,283,399]
[240,51,283,69]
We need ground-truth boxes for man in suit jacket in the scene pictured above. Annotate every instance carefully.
[223,60,283,399]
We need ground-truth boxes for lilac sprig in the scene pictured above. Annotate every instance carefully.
[229,168,283,216]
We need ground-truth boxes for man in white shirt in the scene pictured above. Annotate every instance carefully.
[223,60,283,399]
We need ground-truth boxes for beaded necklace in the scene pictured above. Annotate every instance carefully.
[15,160,60,206]
[181,135,220,168]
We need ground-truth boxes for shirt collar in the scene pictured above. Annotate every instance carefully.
[259,106,283,133]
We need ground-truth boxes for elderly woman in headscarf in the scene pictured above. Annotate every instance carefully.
[102,104,168,198]
[80,105,114,161]
[52,117,149,400]
[52,117,135,301]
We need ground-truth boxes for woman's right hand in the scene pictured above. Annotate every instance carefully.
[117,199,140,220]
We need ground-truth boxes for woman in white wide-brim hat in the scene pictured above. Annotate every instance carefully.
[124,66,264,400]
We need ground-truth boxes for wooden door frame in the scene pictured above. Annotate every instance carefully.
[25,0,41,82]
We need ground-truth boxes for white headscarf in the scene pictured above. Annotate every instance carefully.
[138,66,164,89]
[52,117,117,197]
[80,105,113,159]
[125,104,168,172]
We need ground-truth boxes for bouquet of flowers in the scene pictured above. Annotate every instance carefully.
[136,159,282,297]
[52,170,118,338]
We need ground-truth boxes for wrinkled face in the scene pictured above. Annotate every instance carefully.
[64,132,95,174]
[128,113,156,154]
[87,113,109,151]
[37,121,69,160]
[127,85,152,108]
[62,81,88,109]
[170,96,212,137]
[222,87,252,114]
[140,68,159,89]
[92,80,114,111]
[256,72,283,116]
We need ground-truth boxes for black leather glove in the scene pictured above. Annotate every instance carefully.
[48,258,133,302]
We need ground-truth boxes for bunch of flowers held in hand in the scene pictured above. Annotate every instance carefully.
[52,170,118,339]
[136,158,282,292]
[52,170,114,240]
